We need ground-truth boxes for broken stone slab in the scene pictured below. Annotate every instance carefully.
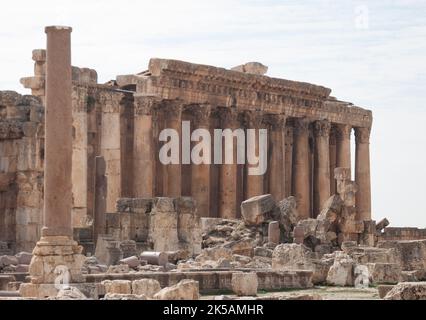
[231,62,268,75]
[377,240,426,271]
[378,285,395,299]
[268,221,280,244]
[231,272,258,296]
[106,264,130,274]
[367,263,401,284]
[131,279,161,298]
[55,287,87,300]
[0,255,19,268]
[241,194,276,226]
[317,195,343,224]
[384,282,426,300]
[140,252,168,266]
[254,247,273,258]
[118,256,140,269]
[0,275,16,291]
[153,279,199,300]
[401,270,426,282]
[103,293,147,300]
[277,196,298,241]
[326,252,355,286]
[102,280,132,295]
[15,252,32,265]
[272,244,313,270]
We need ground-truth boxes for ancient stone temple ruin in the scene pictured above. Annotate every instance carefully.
[1,26,426,301]
[1,38,373,253]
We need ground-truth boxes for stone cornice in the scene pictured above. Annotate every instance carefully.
[135,59,373,128]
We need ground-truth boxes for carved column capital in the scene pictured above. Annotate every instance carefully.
[243,110,264,128]
[186,104,211,126]
[355,127,371,144]
[293,118,310,135]
[313,120,331,137]
[264,114,287,131]
[335,124,352,141]
[134,97,159,116]
[166,102,183,119]
[218,107,240,127]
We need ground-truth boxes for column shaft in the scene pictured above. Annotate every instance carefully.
[293,118,311,219]
[42,26,73,237]
[266,114,286,201]
[218,109,239,218]
[355,127,372,221]
[245,111,265,199]
[163,103,182,197]
[329,126,337,195]
[313,120,331,217]
[190,105,212,217]
[133,97,155,197]
[336,124,352,172]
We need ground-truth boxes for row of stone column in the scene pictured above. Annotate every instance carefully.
[133,100,372,221]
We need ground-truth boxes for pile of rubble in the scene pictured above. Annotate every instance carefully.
[0,252,32,274]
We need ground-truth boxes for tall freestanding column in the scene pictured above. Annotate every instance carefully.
[293,118,311,219]
[43,26,73,237]
[267,114,286,201]
[355,127,372,221]
[313,120,331,216]
[335,124,352,174]
[21,26,84,298]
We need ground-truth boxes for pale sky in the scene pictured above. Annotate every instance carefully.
[1,0,426,227]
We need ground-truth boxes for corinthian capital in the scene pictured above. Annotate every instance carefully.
[355,127,371,144]
[293,118,310,135]
[313,120,331,137]
[264,114,287,131]
[335,124,352,141]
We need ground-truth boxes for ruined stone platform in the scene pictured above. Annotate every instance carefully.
[85,269,313,294]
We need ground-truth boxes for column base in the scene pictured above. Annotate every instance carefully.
[28,236,85,286]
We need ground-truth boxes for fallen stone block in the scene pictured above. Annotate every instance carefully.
[241,194,276,226]
[231,272,258,296]
[367,263,401,284]
[0,275,16,291]
[0,255,19,268]
[104,293,147,300]
[378,285,395,299]
[326,252,354,286]
[15,252,32,265]
[55,287,87,300]
[272,244,313,271]
[102,280,132,295]
[154,279,199,300]
[132,279,161,298]
[106,264,130,274]
[384,282,426,300]
[119,256,140,269]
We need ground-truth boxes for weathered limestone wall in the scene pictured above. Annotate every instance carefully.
[106,197,202,255]
[0,91,44,252]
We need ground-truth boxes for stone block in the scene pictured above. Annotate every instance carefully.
[132,279,161,298]
[378,285,395,299]
[326,252,354,286]
[153,279,199,300]
[268,221,280,244]
[231,272,258,296]
[241,194,276,226]
[367,263,401,284]
[103,280,132,294]
[384,282,426,300]
[119,256,140,269]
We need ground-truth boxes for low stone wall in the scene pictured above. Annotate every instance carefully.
[380,227,426,241]
[85,269,313,294]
